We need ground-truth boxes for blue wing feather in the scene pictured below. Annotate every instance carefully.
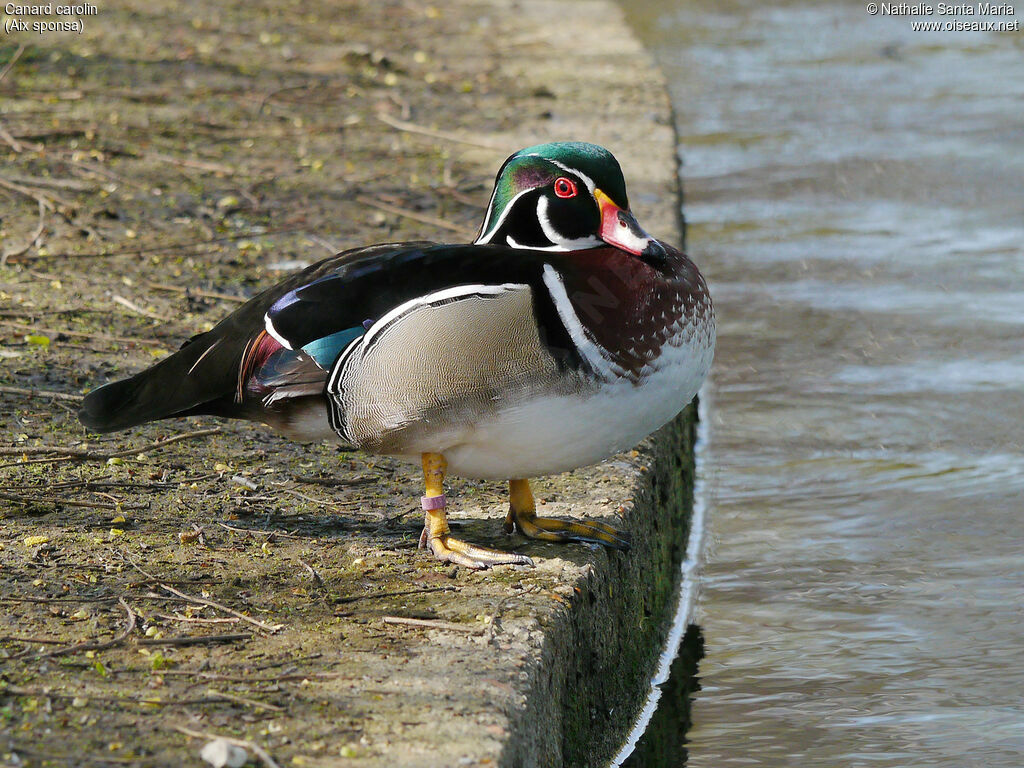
[300,327,366,369]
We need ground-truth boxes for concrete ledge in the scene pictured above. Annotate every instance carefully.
[504,409,697,766]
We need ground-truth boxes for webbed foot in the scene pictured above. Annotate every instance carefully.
[418,453,533,569]
[502,478,631,551]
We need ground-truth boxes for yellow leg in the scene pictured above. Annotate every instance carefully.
[503,478,630,551]
[417,453,533,569]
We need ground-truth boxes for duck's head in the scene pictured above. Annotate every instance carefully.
[474,142,666,261]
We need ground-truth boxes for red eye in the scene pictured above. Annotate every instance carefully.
[553,177,578,199]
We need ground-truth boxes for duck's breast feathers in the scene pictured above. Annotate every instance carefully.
[540,244,713,382]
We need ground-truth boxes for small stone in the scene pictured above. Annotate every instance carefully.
[200,739,248,768]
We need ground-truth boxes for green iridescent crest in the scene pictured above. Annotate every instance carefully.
[475,142,630,245]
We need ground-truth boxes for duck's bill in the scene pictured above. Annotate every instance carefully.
[594,188,666,260]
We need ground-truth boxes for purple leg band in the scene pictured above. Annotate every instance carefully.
[421,494,447,511]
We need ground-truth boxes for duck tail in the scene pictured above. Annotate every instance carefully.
[78,334,239,433]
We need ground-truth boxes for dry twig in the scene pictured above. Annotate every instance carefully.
[255,83,314,115]
[0,122,23,153]
[0,491,145,511]
[1,174,95,192]
[215,522,309,540]
[37,597,136,658]
[356,195,474,236]
[0,595,121,604]
[138,633,252,646]
[160,670,344,683]
[4,686,229,708]
[280,486,360,511]
[0,427,221,460]
[0,384,81,403]
[145,150,238,175]
[205,687,284,712]
[171,726,282,768]
[118,552,283,633]
[376,112,505,151]
[0,635,67,645]
[1,199,46,264]
[334,585,456,605]
[43,225,308,260]
[158,584,284,634]
[112,295,172,322]
[154,613,240,625]
[382,615,483,634]
[307,233,342,254]
[296,557,325,590]
[0,319,167,347]
[147,280,248,304]
[0,175,57,212]
[293,474,376,487]
[0,174,76,214]
[0,43,26,85]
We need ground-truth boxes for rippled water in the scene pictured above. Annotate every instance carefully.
[626,1,1024,765]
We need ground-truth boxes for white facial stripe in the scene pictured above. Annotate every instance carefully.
[534,195,604,251]
[506,234,603,252]
[542,264,619,380]
[474,187,534,245]
[479,155,605,247]
[477,188,499,241]
[534,156,597,194]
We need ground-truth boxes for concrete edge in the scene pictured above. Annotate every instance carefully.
[502,408,697,767]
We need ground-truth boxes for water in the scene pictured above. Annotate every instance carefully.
[623,1,1024,765]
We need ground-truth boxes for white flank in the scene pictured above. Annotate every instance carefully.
[541,264,618,380]
[436,300,715,478]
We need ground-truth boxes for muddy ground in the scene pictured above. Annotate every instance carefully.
[0,1,688,765]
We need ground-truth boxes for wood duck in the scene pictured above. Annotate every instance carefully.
[80,142,715,569]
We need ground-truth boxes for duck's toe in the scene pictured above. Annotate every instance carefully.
[505,478,630,551]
